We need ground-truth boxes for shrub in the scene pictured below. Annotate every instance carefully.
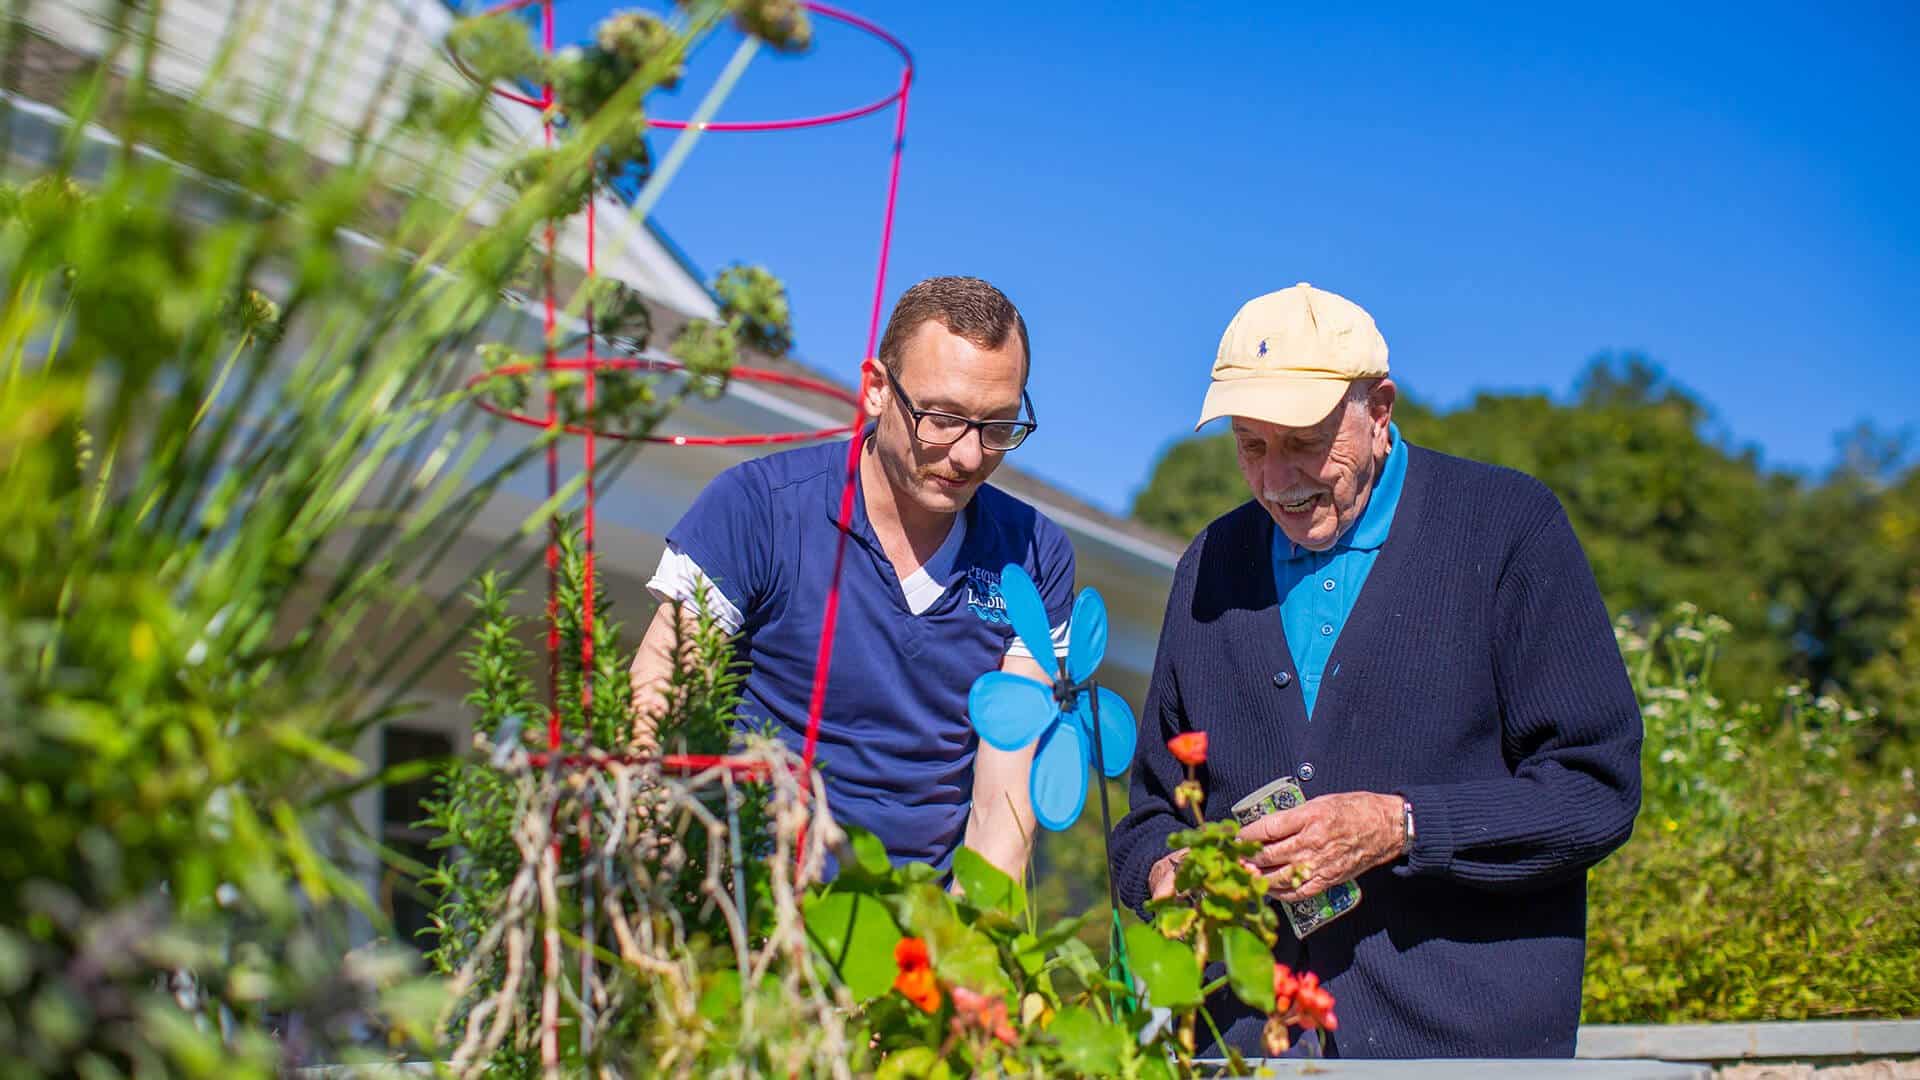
[1584,606,1920,1022]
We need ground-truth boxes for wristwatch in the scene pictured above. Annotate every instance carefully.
[1401,798,1417,854]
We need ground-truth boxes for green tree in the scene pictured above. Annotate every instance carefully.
[1770,430,1920,709]
[1851,583,1920,754]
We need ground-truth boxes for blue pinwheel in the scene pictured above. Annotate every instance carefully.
[967,564,1137,831]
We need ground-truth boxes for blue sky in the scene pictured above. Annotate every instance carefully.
[554,2,1918,514]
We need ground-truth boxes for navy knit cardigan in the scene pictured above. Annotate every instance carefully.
[1111,443,1643,1059]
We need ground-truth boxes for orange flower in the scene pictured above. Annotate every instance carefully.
[893,937,941,1013]
[894,966,942,1013]
[1168,731,1208,767]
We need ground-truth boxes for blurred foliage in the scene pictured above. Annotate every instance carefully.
[0,5,522,1069]
[1855,587,1920,750]
[1584,606,1920,1022]
[1131,352,1920,725]
[0,0,796,1071]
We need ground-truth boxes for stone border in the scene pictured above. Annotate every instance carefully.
[1578,1022,1920,1063]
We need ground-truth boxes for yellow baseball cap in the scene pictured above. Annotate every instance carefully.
[1195,282,1390,430]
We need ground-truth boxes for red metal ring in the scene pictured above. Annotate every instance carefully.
[467,356,864,446]
[649,3,913,132]
[525,750,795,783]
[449,2,913,131]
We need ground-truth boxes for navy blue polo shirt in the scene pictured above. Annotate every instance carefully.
[660,437,1075,870]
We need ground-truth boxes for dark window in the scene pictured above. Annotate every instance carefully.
[380,726,453,951]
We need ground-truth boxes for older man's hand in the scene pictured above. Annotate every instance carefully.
[1148,848,1188,900]
[1240,791,1404,902]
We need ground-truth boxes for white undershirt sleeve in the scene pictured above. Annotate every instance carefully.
[646,545,745,634]
[1006,619,1072,662]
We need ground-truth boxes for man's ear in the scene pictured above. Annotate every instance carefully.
[1367,378,1397,453]
[861,356,888,421]
[1371,378,1397,436]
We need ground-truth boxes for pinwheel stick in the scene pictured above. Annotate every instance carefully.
[1083,673,1138,1016]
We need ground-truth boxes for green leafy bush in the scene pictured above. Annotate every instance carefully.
[423,529,801,1076]
[1584,606,1920,1022]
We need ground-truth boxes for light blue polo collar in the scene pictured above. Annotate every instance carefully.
[1278,422,1405,560]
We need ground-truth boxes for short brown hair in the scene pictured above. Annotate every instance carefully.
[876,276,1030,379]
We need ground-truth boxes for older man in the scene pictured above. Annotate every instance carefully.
[1111,283,1642,1058]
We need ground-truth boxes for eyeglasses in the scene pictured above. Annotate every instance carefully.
[883,366,1038,452]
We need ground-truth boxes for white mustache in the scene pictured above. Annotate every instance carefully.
[1263,487,1324,506]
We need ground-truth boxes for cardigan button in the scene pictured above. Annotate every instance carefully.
[1272,671,1292,689]
[1298,762,1316,782]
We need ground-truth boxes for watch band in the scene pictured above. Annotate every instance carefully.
[1402,798,1417,852]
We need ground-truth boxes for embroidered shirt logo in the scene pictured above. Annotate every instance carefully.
[965,566,1009,625]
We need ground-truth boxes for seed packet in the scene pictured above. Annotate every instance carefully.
[1231,776,1362,939]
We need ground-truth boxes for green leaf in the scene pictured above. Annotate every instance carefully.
[1124,924,1202,1009]
[1136,1050,1180,1080]
[1055,937,1104,985]
[894,882,959,941]
[952,845,1026,918]
[1013,932,1045,976]
[1014,911,1096,976]
[1219,925,1275,1012]
[803,891,902,1001]
[933,929,1008,995]
[840,824,894,881]
[698,969,741,1023]
[876,1047,952,1080]
[1049,1004,1131,1076]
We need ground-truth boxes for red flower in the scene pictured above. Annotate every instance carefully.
[1270,963,1338,1033]
[1272,963,1301,1014]
[893,937,941,1013]
[1168,731,1208,767]
[1293,971,1339,1032]
[895,937,930,972]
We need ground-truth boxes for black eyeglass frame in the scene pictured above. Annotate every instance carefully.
[881,366,1039,452]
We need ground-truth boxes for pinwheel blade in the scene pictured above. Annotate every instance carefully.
[1029,718,1090,832]
[999,563,1059,673]
[968,671,1058,751]
[1065,687,1137,779]
[1065,587,1109,685]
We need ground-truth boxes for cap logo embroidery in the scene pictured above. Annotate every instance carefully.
[1257,339,1269,357]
